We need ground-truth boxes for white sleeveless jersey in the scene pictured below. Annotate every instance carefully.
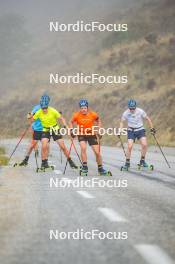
[121,108,147,129]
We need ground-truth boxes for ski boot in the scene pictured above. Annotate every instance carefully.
[120,162,130,171]
[138,160,154,171]
[68,158,78,169]
[36,160,54,173]
[14,157,29,167]
[80,166,88,176]
[98,167,112,176]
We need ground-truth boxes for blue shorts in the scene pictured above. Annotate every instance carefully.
[127,129,146,141]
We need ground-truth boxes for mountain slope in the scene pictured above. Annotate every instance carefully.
[0,0,175,146]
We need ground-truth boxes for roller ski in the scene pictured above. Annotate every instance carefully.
[68,158,78,170]
[36,160,54,173]
[120,161,130,171]
[79,165,88,176]
[98,166,112,176]
[137,160,154,171]
[13,157,29,167]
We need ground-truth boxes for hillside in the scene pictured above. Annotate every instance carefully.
[0,0,175,146]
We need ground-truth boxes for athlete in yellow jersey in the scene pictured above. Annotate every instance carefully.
[33,94,77,170]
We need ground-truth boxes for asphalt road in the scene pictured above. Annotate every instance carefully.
[0,139,175,264]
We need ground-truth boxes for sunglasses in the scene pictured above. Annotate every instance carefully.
[42,107,48,110]
[129,107,136,110]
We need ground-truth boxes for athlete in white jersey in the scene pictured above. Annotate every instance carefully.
[119,99,156,169]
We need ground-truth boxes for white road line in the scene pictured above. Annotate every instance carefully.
[76,191,95,199]
[98,208,127,222]
[135,244,175,264]
[54,170,63,175]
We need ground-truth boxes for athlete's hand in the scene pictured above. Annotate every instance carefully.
[97,134,102,140]
[150,127,156,135]
[70,129,76,139]
[117,130,122,138]
[27,112,32,119]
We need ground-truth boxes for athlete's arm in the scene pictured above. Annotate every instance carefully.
[58,116,68,128]
[119,119,124,130]
[26,113,36,130]
[69,120,74,129]
[145,115,156,134]
[119,111,127,131]
[95,116,102,128]
[145,115,154,128]
[69,114,77,129]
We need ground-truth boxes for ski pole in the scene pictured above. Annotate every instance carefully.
[152,134,171,168]
[96,134,101,154]
[34,149,39,170]
[63,142,73,175]
[59,111,63,164]
[60,147,63,164]
[117,135,126,158]
[70,138,83,166]
[9,125,30,162]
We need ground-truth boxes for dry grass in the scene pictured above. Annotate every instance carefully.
[0,147,9,166]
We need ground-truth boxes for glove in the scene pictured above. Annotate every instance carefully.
[27,112,32,119]
[70,129,76,139]
[97,134,102,140]
[117,130,122,138]
[150,127,156,135]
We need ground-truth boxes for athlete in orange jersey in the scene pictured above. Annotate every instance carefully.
[70,99,112,176]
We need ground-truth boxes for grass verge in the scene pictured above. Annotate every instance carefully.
[0,147,9,166]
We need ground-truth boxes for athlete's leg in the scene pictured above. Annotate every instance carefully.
[33,139,38,151]
[139,136,147,159]
[55,138,78,168]
[91,141,109,174]
[126,139,134,160]
[79,141,87,163]
[91,144,102,165]
[41,138,50,160]
[56,138,70,158]
[26,139,38,157]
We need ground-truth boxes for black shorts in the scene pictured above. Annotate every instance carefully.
[33,131,42,141]
[127,129,146,141]
[78,135,98,146]
[41,130,63,141]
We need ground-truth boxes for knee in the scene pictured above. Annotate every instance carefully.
[81,147,86,154]
[95,151,101,158]
[60,144,66,151]
[128,145,133,151]
[42,143,48,151]
[142,143,147,149]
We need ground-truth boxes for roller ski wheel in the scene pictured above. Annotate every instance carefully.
[150,165,154,171]
[36,165,54,173]
[98,168,112,176]
[13,161,28,167]
[137,163,154,171]
[120,164,130,171]
[69,159,78,170]
[79,167,88,176]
